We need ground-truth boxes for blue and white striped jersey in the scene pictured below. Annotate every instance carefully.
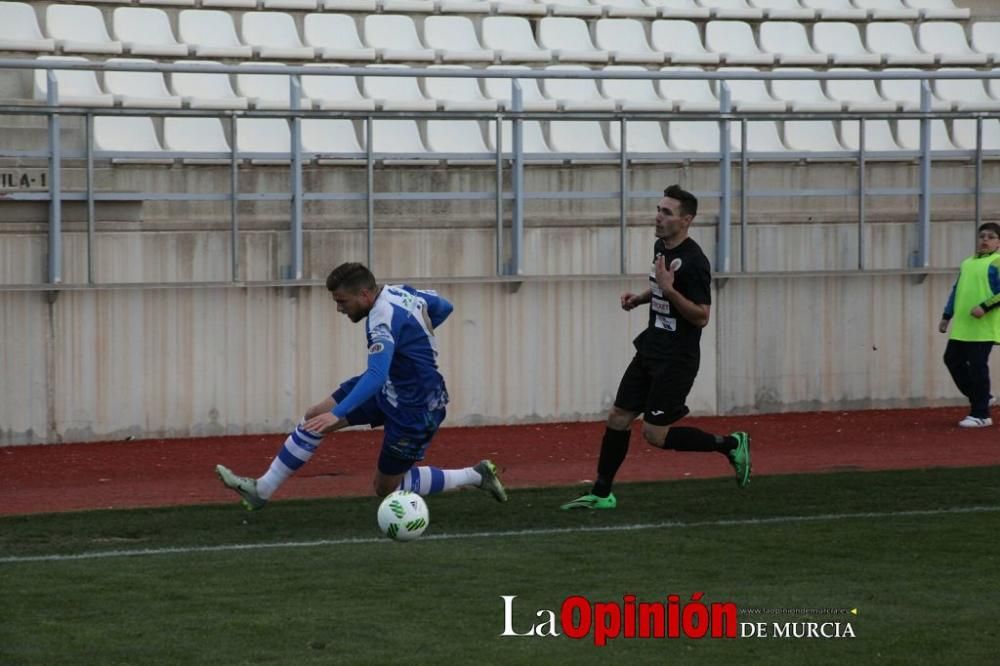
[332,285,453,419]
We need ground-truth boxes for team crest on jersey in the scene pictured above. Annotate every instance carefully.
[368,342,385,354]
[669,258,682,272]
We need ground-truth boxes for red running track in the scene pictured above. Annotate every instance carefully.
[2,407,998,516]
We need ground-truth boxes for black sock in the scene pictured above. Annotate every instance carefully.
[663,427,735,455]
[591,427,631,498]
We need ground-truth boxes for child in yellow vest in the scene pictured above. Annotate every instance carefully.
[939,222,1000,427]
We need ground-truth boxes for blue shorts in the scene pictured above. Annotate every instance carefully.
[332,376,447,475]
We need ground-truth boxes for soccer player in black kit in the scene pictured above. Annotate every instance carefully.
[562,185,751,510]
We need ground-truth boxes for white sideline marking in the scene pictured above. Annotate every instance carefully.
[2,505,998,564]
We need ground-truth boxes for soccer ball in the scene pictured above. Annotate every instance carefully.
[377,490,429,541]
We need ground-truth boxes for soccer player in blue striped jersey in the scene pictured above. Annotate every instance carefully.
[216,262,507,510]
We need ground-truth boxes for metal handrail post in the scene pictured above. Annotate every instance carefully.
[619,118,627,275]
[366,117,374,269]
[230,114,239,282]
[46,71,62,284]
[86,112,95,285]
[717,82,732,274]
[495,113,503,276]
[290,75,303,280]
[858,118,866,270]
[510,80,524,276]
[974,117,983,232]
[739,118,747,272]
[916,79,931,268]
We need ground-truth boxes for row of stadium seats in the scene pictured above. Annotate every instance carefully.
[3,3,995,66]
[83,115,1000,159]
[32,58,1000,112]
[9,0,971,22]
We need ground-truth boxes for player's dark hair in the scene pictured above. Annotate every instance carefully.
[664,184,698,218]
[326,262,376,293]
[978,222,1000,237]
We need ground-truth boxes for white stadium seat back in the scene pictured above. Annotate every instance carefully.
[0,2,55,52]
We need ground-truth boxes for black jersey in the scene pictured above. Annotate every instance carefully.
[634,236,712,361]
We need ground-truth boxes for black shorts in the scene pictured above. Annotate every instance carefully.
[614,354,699,426]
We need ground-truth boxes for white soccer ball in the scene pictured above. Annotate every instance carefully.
[377,490,429,542]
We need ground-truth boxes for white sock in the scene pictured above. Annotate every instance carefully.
[256,425,322,500]
[398,466,482,496]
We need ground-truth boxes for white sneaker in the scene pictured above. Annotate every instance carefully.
[958,416,993,428]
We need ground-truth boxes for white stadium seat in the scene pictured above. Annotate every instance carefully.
[104,58,182,108]
[894,119,957,151]
[801,0,868,21]
[700,0,764,20]
[163,117,233,159]
[46,4,123,55]
[839,120,902,152]
[705,21,776,66]
[370,119,430,156]
[440,0,494,12]
[607,120,670,154]
[866,23,935,66]
[812,22,882,67]
[178,10,253,59]
[364,15,436,62]
[716,66,787,112]
[542,64,617,111]
[303,14,377,62]
[113,8,189,58]
[917,22,988,67]
[879,67,950,111]
[382,0,437,12]
[425,120,491,158]
[492,0,548,16]
[487,120,554,155]
[539,17,611,64]
[0,2,55,52]
[94,116,167,161]
[759,22,830,66]
[423,16,495,63]
[170,60,249,109]
[483,65,560,111]
[600,65,671,111]
[548,120,615,155]
[932,69,1000,112]
[770,68,843,112]
[323,0,379,10]
[364,64,437,110]
[650,20,721,66]
[988,68,1000,101]
[237,118,292,163]
[236,62,314,109]
[595,19,665,65]
[302,119,365,155]
[783,121,847,152]
[666,121,721,153]
[906,0,970,20]
[853,0,920,20]
[603,0,658,18]
[730,121,786,152]
[424,65,498,111]
[481,17,553,64]
[303,63,375,111]
[749,0,817,21]
[658,66,720,112]
[264,0,320,9]
[242,12,317,60]
[549,0,604,18]
[203,0,257,8]
[824,68,897,112]
[951,119,1000,152]
[34,56,115,106]
[970,23,1000,65]
[646,0,710,18]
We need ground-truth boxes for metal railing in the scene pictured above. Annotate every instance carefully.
[1,58,999,288]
